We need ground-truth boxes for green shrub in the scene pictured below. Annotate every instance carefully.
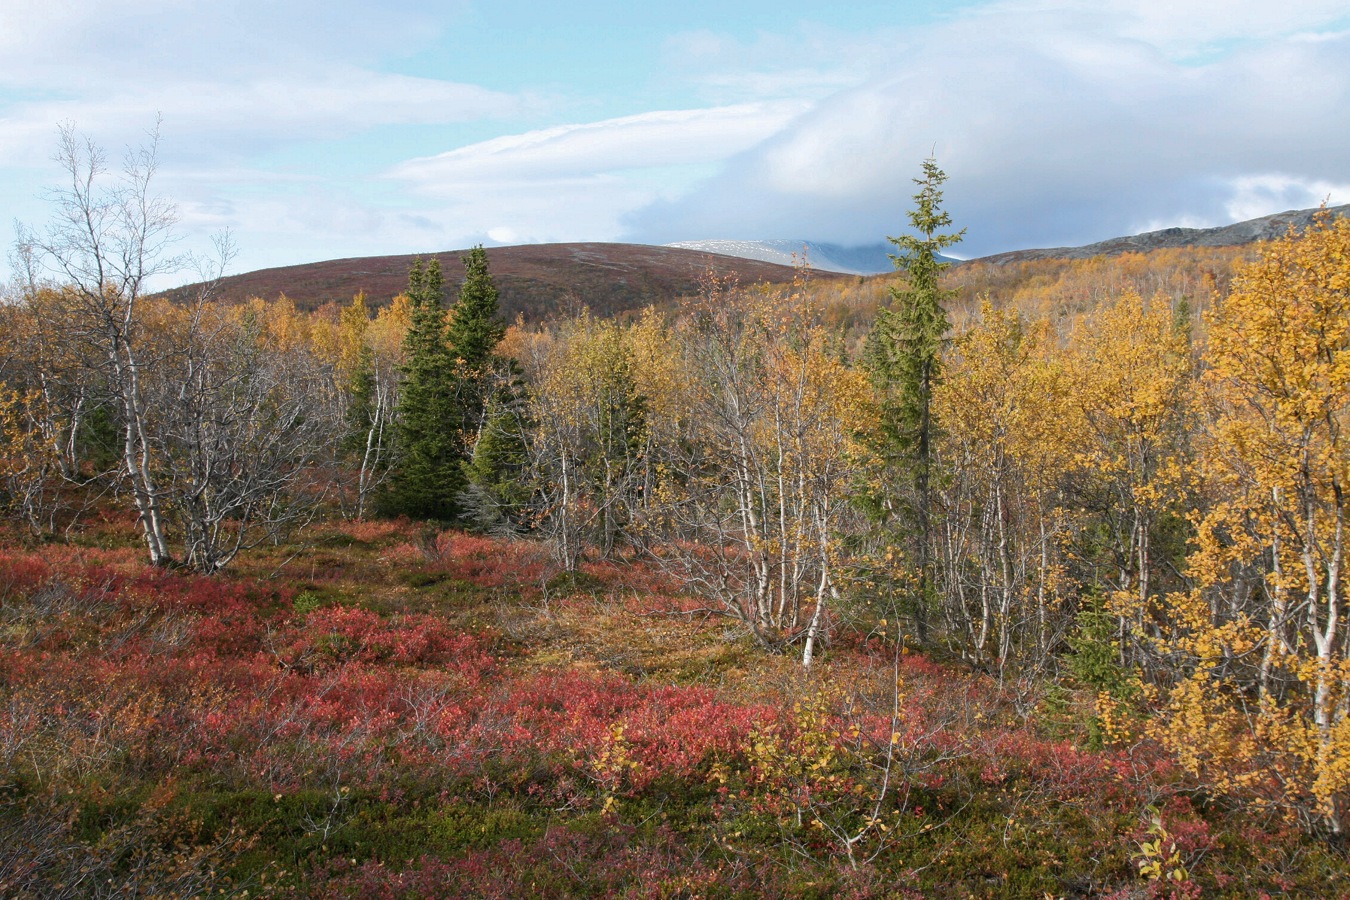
[293,591,325,617]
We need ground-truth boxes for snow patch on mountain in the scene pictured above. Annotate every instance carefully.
[664,240,896,275]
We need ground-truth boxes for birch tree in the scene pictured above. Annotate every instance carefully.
[13,123,338,571]
[146,297,339,571]
[1156,214,1350,833]
[527,311,650,568]
[14,123,210,565]
[933,302,1079,673]
[1068,290,1194,672]
[337,293,407,519]
[645,279,876,664]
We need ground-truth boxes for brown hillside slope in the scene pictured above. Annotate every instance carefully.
[174,242,840,322]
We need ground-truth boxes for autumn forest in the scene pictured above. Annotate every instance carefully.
[2,134,1349,897]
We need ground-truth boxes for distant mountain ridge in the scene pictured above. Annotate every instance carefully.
[972,204,1350,265]
[668,205,1350,273]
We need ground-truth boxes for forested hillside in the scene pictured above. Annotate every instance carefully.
[792,244,1251,340]
[3,143,1350,897]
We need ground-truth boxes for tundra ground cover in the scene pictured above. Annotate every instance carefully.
[0,519,1345,897]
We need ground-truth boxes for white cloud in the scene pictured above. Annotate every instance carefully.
[621,4,1350,254]
[660,26,887,103]
[0,71,519,164]
[1091,0,1350,51]
[0,0,498,171]
[0,0,451,84]
[170,183,441,271]
[971,0,1350,55]
[387,102,810,187]
[7,0,1349,278]
[378,102,809,244]
[1223,174,1350,222]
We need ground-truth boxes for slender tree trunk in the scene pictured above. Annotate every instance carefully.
[113,334,172,566]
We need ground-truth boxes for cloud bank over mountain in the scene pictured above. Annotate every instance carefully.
[617,1,1350,255]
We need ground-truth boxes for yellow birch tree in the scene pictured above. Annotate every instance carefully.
[1068,289,1194,671]
[934,301,1080,672]
[1156,213,1350,833]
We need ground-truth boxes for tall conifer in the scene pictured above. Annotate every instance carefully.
[446,246,527,531]
[863,157,965,643]
[447,245,508,442]
[447,246,506,373]
[386,257,462,520]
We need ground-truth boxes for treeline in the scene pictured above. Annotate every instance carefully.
[3,137,1350,834]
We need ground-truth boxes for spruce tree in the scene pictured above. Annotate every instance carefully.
[447,245,507,440]
[386,257,463,520]
[447,246,506,372]
[863,157,965,644]
[460,391,531,534]
[443,246,529,531]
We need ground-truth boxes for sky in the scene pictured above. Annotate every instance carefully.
[2,0,1349,284]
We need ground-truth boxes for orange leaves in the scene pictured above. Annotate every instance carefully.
[335,292,372,379]
[1205,214,1350,491]
[0,388,45,481]
[1156,213,1350,832]
[932,301,1084,666]
[939,299,1077,494]
[1068,288,1193,500]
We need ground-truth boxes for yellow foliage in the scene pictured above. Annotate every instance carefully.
[933,301,1081,664]
[1157,213,1350,831]
[1134,806,1190,884]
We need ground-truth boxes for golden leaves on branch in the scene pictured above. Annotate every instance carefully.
[1156,213,1350,831]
